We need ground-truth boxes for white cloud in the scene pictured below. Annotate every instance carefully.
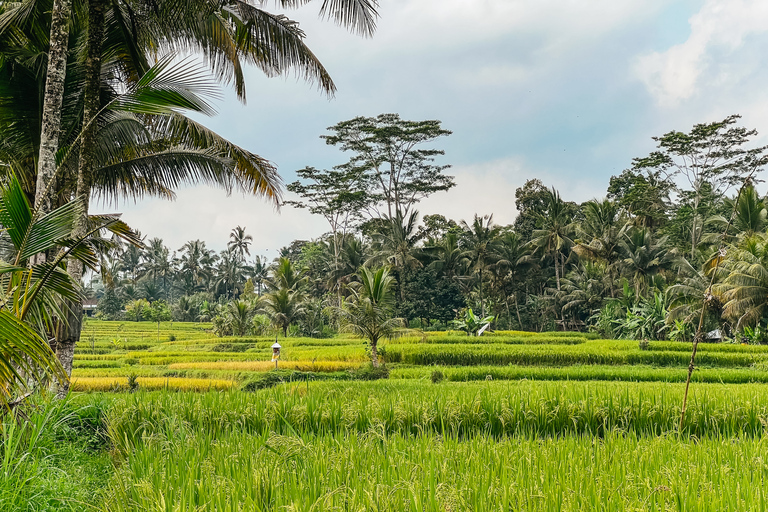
[418,157,599,227]
[634,0,768,106]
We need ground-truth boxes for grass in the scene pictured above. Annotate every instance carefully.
[167,360,360,372]
[21,319,767,511]
[103,381,768,441]
[71,376,235,392]
[100,429,768,512]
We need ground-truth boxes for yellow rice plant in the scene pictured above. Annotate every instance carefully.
[71,377,235,392]
[167,361,360,372]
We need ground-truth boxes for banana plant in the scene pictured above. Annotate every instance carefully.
[452,308,494,336]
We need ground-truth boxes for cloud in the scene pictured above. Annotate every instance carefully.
[418,157,600,228]
[634,0,768,106]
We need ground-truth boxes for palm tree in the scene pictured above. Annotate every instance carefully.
[425,231,463,278]
[178,240,218,291]
[338,267,400,367]
[573,198,626,297]
[0,174,138,398]
[226,299,253,337]
[266,257,307,291]
[227,226,253,262]
[667,256,724,332]
[215,249,248,298]
[367,212,423,286]
[618,227,674,297]
[708,185,768,240]
[528,188,575,292]
[716,234,768,330]
[261,287,305,337]
[250,255,269,296]
[460,214,502,317]
[489,232,531,328]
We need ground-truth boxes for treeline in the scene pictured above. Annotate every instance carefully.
[94,114,768,341]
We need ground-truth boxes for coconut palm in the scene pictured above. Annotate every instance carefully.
[716,234,768,329]
[227,225,253,262]
[460,214,502,317]
[215,249,248,298]
[338,266,400,367]
[260,287,305,337]
[618,227,674,297]
[250,255,269,296]
[573,198,626,297]
[528,187,575,292]
[226,299,253,337]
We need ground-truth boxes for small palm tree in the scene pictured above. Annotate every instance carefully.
[338,267,402,367]
[260,288,305,337]
[226,299,253,337]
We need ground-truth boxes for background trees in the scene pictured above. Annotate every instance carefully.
[83,114,768,344]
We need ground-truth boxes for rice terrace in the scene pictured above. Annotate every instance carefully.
[4,0,768,510]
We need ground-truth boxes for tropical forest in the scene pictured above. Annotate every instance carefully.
[2,0,768,510]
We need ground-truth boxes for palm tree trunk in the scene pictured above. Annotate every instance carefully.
[554,251,561,291]
[479,267,485,317]
[370,339,380,367]
[33,0,73,265]
[55,0,106,394]
[514,293,523,328]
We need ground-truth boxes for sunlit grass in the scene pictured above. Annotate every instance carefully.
[72,376,235,392]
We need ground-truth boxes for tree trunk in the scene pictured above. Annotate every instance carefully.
[33,0,73,269]
[554,251,561,291]
[479,267,485,318]
[370,339,379,367]
[55,0,106,395]
[514,293,522,329]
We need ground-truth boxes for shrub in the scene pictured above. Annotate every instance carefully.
[127,374,139,392]
[352,363,390,381]
[430,370,444,384]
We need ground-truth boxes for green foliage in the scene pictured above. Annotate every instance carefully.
[451,308,494,336]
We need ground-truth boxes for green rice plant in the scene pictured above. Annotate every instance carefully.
[383,342,763,367]
[103,381,768,444]
[390,364,768,385]
[100,427,768,512]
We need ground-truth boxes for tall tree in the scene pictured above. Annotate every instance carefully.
[322,114,454,219]
[632,115,768,258]
[460,214,502,318]
[227,226,253,262]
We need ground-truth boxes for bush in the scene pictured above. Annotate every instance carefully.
[430,369,444,384]
[352,363,389,381]
[169,334,177,342]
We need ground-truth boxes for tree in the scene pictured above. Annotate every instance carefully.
[227,226,253,262]
[513,179,550,242]
[286,166,367,285]
[528,188,575,292]
[460,214,502,317]
[321,114,454,219]
[339,267,400,367]
[632,115,768,258]
[607,170,671,229]
[261,288,304,337]
[147,300,172,340]
[225,299,253,337]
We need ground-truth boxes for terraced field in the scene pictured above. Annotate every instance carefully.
[5,320,756,510]
[73,319,768,390]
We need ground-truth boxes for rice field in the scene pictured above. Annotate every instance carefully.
[43,319,768,510]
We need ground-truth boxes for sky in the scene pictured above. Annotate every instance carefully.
[96,0,768,256]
